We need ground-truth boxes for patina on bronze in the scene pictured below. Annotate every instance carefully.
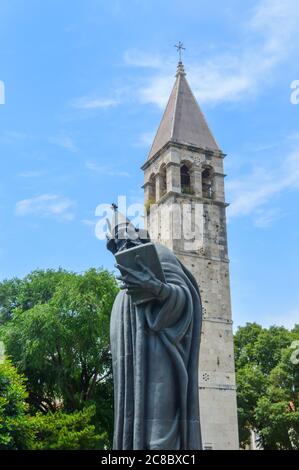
[107,209,202,450]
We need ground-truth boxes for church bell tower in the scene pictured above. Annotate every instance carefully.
[141,60,239,450]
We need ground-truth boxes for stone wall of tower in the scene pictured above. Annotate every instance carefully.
[143,145,239,450]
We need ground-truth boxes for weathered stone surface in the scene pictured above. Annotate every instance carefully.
[142,64,239,450]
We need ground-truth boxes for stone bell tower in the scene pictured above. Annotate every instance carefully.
[141,61,239,449]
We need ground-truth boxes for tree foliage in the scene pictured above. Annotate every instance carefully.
[3,267,298,451]
[0,268,118,449]
[28,405,105,450]
[235,323,299,449]
[0,360,32,449]
[0,360,106,450]
[0,270,67,325]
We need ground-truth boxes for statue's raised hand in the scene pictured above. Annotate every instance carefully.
[115,255,170,301]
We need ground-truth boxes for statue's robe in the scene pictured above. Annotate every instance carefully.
[110,243,202,450]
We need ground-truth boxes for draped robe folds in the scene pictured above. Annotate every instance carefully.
[110,243,202,450]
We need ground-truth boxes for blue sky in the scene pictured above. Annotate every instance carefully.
[0,0,298,329]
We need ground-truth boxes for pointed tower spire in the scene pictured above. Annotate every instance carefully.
[147,60,219,161]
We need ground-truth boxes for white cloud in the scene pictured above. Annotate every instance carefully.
[123,50,164,68]
[86,161,131,177]
[251,142,280,153]
[0,80,5,105]
[139,75,173,109]
[49,135,78,152]
[288,132,299,141]
[71,96,119,109]
[0,130,33,144]
[127,188,144,206]
[0,130,79,153]
[134,131,156,148]
[262,307,299,330]
[74,1,299,112]
[138,60,256,108]
[134,0,299,107]
[18,170,46,178]
[82,219,96,227]
[253,208,282,228]
[15,194,75,221]
[227,149,299,219]
[249,0,298,58]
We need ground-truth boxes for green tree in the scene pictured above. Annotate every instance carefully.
[234,322,263,370]
[235,323,290,373]
[236,364,266,446]
[28,405,106,450]
[0,360,32,449]
[254,347,299,449]
[235,323,299,449]
[0,361,106,450]
[0,268,118,448]
[0,278,22,325]
[0,269,68,325]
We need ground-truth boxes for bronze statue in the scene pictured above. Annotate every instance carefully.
[107,210,202,450]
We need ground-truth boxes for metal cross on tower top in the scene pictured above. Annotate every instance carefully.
[174,41,186,62]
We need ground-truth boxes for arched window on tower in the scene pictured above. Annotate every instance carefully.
[149,173,156,202]
[202,168,213,199]
[145,173,156,213]
[180,163,192,194]
[159,164,167,198]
